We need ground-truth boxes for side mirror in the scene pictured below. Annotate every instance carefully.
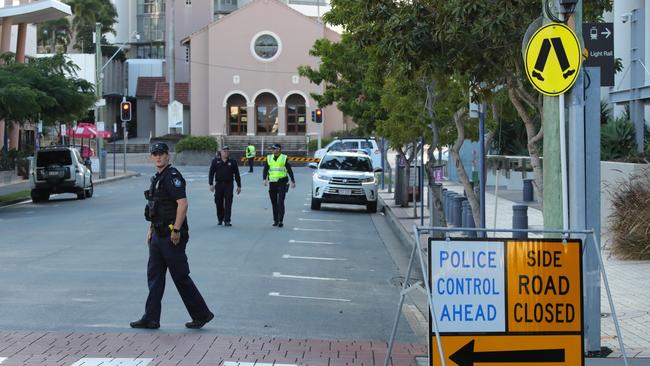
[308,163,318,169]
[373,167,383,173]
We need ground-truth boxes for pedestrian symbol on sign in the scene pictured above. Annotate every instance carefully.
[524,23,582,96]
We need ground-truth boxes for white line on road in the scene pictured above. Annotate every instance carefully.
[272,272,347,281]
[70,358,152,366]
[268,292,351,302]
[0,357,6,364]
[288,239,340,245]
[225,362,297,366]
[303,203,309,206]
[282,254,346,261]
[298,218,342,222]
[293,227,335,232]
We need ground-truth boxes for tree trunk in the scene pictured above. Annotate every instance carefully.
[507,84,544,206]
[451,107,481,227]
[423,79,447,227]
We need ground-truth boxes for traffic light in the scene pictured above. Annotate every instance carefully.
[315,108,322,123]
[120,101,132,122]
[311,110,316,122]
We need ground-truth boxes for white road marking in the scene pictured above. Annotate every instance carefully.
[268,292,351,303]
[70,358,152,366]
[293,227,335,232]
[0,357,6,364]
[272,272,347,281]
[289,239,340,245]
[282,254,346,261]
[298,218,342,222]
[225,362,296,366]
[303,203,309,206]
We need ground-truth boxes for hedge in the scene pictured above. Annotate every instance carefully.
[175,136,218,153]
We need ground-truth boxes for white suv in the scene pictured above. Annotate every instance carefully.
[310,151,381,213]
[29,146,94,202]
[314,138,382,168]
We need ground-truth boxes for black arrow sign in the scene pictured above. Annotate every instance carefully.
[449,340,565,366]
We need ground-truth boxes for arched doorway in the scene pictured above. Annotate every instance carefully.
[255,92,278,135]
[285,94,307,135]
[227,94,248,135]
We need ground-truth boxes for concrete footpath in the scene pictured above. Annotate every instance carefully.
[379,181,650,360]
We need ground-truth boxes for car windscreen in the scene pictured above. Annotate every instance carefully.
[37,151,72,167]
[319,155,372,172]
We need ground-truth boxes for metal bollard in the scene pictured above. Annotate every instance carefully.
[512,205,528,239]
[462,201,476,238]
[447,193,458,223]
[442,190,449,217]
[452,196,466,227]
[523,179,534,202]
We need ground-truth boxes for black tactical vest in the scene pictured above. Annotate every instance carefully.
[147,166,179,225]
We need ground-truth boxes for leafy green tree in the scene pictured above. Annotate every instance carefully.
[0,53,96,129]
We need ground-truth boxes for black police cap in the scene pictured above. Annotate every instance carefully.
[150,142,169,154]
[271,143,281,149]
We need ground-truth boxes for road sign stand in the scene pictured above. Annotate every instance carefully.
[383,226,629,366]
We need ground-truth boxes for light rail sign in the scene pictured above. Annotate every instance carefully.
[524,22,582,96]
[428,238,583,366]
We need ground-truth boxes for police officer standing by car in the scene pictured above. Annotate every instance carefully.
[209,146,241,226]
[245,142,256,173]
[263,144,295,227]
[131,142,214,330]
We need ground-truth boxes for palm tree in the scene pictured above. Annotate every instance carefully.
[37,18,71,53]
[65,0,118,53]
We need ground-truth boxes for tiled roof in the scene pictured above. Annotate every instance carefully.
[136,77,165,98]
[153,82,190,107]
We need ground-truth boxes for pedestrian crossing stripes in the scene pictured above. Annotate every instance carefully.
[240,156,320,163]
[225,363,297,366]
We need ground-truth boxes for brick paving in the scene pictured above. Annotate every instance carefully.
[0,331,426,366]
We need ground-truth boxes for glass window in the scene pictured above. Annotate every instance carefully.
[37,151,72,167]
[360,141,373,149]
[327,141,342,151]
[342,141,359,150]
[319,155,372,172]
[254,34,279,59]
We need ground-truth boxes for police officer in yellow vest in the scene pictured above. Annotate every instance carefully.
[263,144,295,227]
[245,142,256,173]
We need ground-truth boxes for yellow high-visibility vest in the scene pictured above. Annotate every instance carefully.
[267,154,288,182]
[245,145,256,158]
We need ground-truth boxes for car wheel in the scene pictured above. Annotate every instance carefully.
[311,197,321,210]
[366,201,377,213]
[85,181,94,198]
[30,189,41,203]
[77,188,86,200]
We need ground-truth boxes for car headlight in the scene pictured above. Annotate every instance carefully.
[317,174,331,181]
[361,177,375,183]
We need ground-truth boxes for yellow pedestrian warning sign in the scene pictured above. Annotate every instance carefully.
[525,23,582,96]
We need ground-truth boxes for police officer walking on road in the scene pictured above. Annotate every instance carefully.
[131,142,214,330]
[209,146,241,226]
[245,142,256,173]
[263,144,295,228]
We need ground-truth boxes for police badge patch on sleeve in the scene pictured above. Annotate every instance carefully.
[173,178,183,187]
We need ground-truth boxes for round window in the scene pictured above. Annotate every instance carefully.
[253,34,279,60]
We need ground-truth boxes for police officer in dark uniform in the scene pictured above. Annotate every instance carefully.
[208,146,241,226]
[263,144,295,228]
[131,142,214,330]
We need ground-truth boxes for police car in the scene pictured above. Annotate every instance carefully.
[29,146,93,202]
[309,151,382,213]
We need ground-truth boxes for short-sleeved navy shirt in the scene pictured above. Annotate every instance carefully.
[155,165,186,200]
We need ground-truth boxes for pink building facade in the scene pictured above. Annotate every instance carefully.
[185,0,349,138]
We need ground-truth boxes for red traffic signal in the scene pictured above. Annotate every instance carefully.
[120,101,132,122]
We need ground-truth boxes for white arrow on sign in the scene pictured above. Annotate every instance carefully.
[601,27,611,39]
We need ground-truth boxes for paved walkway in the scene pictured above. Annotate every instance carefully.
[379,181,650,358]
[0,331,425,366]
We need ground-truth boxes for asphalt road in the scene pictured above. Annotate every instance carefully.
[0,164,418,342]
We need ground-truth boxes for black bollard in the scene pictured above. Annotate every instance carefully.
[452,196,466,227]
[463,201,476,238]
[512,205,528,239]
[523,179,534,202]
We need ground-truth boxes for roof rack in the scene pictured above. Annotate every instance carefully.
[333,136,376,141]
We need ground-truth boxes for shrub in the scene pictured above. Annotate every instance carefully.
[601,117,636,161]
[175,136,218,153]
[609,167,650,260]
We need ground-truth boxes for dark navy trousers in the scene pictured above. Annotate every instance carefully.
[214,182,234,223]
[144,232,211,322]
[269,182,288,223]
